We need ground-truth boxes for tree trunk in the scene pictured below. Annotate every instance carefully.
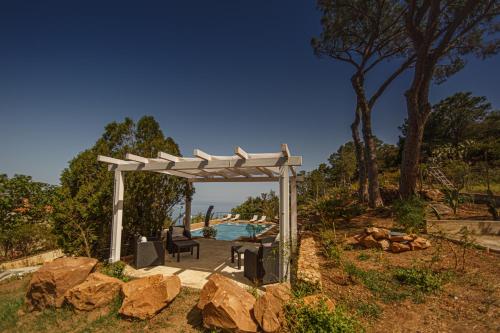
[352,75,384,208]
[351,106,368,203]
[400,87,432,198]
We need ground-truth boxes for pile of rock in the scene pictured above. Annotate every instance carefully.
[198,274,292,333]
[346,227,431,253]
[25,257,180,320]
[297,236,322,288]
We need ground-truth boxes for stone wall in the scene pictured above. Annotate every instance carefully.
[0,249,64,270]
[296,236,322,288]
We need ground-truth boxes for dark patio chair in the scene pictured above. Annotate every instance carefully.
[134,235,165,269]
[166,225,192,254]
[244,242,280,285]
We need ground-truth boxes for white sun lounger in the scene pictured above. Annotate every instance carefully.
[249,215,258,222]
[230,214,240,221]
[221,214,232,221]
[256,215,266,223]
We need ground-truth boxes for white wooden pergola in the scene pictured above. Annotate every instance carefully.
[97,144,302,281]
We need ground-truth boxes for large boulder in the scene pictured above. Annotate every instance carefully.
[119,274,181,320]
[371,228,391,240]
[26,257,98,311]
[198,274,258,333]
[65,272,123,311]
[254,283,291,333]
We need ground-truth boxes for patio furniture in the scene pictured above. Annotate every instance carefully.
[231,244,259,269]
[134,235,165,269]
[249,215,258,222]
[230,214,240,221]
[172,239,200,262]
[231,237,276,269]
[221,214,232,221]
[166,226,192,254]
[244,242,280,285]
[256,215,267,223]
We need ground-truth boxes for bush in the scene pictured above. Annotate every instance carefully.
[393,267,450,293]
[100,261,129,282]
[285,299,362,333]
[202,226,217,238]
[392,196,426,233]
[292,281,321,298]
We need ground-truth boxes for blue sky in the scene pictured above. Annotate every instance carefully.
[1,1,499,211]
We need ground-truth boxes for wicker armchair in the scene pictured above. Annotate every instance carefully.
[244,242,280,285]
[134,235,165,269]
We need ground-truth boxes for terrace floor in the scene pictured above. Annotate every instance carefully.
[123,238,260,289]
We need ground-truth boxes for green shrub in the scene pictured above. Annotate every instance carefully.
[355,301,382,319]
[394,267,450,293]
[285,299,362,333]
[392,196,426,233]
[202,226,217,238]
[344,262,408,303]
[292,281,321,298]
[100,261,129,282]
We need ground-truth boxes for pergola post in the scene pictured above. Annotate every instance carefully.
[184,182,192,230]
[290,175,298,254]
[279,165,290,281]
[110,170,124,263]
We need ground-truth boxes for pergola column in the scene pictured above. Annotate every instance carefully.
[110,170,124,263]
[184,182,192,230]
[279,165,290,281]
[290,175,298,254]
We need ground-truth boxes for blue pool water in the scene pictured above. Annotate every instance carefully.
[191,223,272,241]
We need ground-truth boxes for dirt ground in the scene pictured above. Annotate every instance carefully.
[317,212,500,333]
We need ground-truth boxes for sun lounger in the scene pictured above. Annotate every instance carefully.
[221,214,232,221]
[256,215,266,223]
[230,214,240,221]
[249,215,258,222]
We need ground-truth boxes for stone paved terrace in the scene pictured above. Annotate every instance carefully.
[124,238,260,289]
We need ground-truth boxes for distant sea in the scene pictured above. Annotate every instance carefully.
[171,201,238,225]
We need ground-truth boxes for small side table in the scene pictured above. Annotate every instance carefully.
[231,244,258,269]
[172,240,200,262]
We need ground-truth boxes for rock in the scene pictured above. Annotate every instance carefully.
[389,235,414,242]
[65,272,123,311]
[254,284,291,333]
[410,237,431,250]
[26,257,98,311]
[365,227,380,235]
[390,242,411,253]
[297,237,322,288]
[198,274,258,333]
[421,189,443,202]
[372,228,391,240]
[119,274,180,319]
[302,294,335,312]
[361,235,379,249]
[345,236,359,246]
[378,239,390,251]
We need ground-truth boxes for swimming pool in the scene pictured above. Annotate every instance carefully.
[191,223,273,241]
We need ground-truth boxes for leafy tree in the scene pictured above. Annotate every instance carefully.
[399,0,499,198]
[328,142,357,187]
[54,116,190,258]
[0,174,57,259]
[424,92,492,156]
[313,0,414,207]
[232,191,279,220]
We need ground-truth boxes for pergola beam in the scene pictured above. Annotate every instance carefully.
[189,177,280,183]
[234,146,249,159]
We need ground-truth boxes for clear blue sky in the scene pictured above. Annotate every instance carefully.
[1,1,499,210]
